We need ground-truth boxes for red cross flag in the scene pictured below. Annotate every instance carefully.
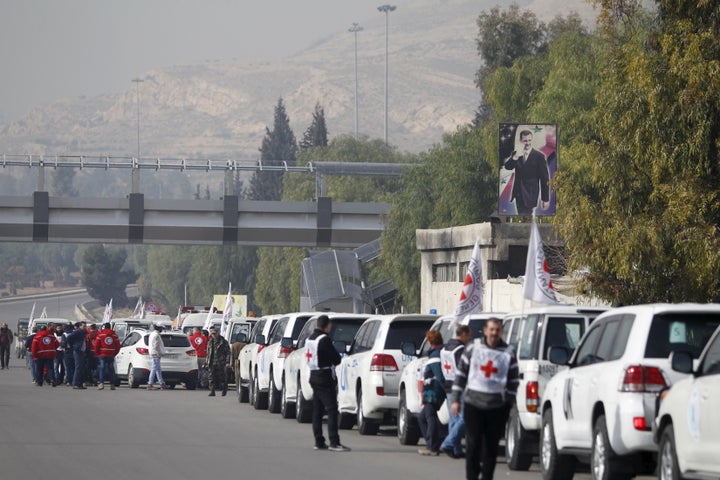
[454,241,484,319]
[523,214,559,304]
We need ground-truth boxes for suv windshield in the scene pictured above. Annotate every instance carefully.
[645,313,720,359]
[384,321,433,350]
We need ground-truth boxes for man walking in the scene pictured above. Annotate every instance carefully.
[0,322,14,369]
[307,315,350,452]
[206,327,230,396]
[66,322,87,389]
[94,322,121,390]
[147,324,167,390]
[451,318,518,480]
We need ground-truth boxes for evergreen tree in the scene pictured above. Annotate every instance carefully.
[299,103,328,150]
[248,98,297,201]
[80,245,136,306]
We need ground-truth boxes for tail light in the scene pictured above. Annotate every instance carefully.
[278,346,293,358]
[136,347,149,355]
[620,365,667,393]
[633,417,649,431]
[370,353,399,372]
[526,381,539,413]
[186,349,197,356]
[257,344,266,354]
[376,387,385,396]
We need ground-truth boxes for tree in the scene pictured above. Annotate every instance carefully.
[299,103,328,150]
[555,2,720,304]
[81,245,135,306]
[248,98,297,201]
[50,169,79,197]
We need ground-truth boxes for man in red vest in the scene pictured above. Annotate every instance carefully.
[31,323,59,387]
[94,323,121,390]
[189,327,208,387]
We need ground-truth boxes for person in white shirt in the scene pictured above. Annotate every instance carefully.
[147,324,167,390]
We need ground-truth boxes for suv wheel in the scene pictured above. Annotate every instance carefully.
[506,405,533,470]
[295,383,312,423]
[268,374,281,413]
[397,389,420,445]
[185,374,197,391]
[356,388,380,435]
[238,375,249,403]
[280,377,295,419]
[658,425,681,480]
[252,373,268,410]
[540,409,575,480]
[128,365,140,389]
[591,415,632,480]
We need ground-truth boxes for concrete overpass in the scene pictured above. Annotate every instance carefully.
[0,193,389,247]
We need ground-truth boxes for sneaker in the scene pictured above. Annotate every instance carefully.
[313,444,329,450]
[417,448,440,456]
[147,385,159,390]
[329,444,351,452]
[110,385,116,390]
[97,384,104,390]
[441,447,463,459]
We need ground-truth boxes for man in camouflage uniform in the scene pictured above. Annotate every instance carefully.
[206,327,230,397]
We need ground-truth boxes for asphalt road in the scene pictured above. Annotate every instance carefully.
[0,363,657,480]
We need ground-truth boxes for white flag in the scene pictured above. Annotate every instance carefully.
[523,214,559,304]
[221,283,233,338]
[454,241,484,320]
[102,299,113,324]
[203,298,216,330]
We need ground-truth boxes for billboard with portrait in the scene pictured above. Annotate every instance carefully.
[498,123,556,216]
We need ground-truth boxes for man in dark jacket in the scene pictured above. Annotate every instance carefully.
[307,315,349,452]
[66,322,87,389]
[206,327,230,397]
[451,318,519,480]
[0,322,14,369]
[417,329,445,456]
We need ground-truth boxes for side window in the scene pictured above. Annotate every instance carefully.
[595,320,621,362]
[366,322,381,349]
[251,320,265,341]
[543,317,585,360]
[574,323,605,366]
[518,315,540,360]
[507,316,522,349]
[351,323,371,354]
[122,331,139,347]
[270,318,289,343]
[700,332,720,376]
[607,316,633,360]
[296,320,316,349]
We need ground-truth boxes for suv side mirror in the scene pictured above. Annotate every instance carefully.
[548,345,571,365]
[670,350,693,374]
[254,334,266,345]
[401,341,417,357]
[280,337,294,349]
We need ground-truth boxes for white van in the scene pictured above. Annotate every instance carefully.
[180,312,223,335]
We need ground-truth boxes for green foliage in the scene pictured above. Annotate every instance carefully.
[80,245,136,307]
[299,103,328,150]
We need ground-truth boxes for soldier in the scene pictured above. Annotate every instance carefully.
[206,327,230,396]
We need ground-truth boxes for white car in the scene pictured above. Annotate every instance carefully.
[282,313,371,422]
[502,306,605,470]
[337,313,438,435]
[180,312,223,335]
[255,312,314,414]
[114,329,198,389]
[397,312,501,445]
[539,304,720,480]
[237,314,280,406]
[654,324,720,480]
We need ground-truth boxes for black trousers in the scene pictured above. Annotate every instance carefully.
[463,403,510,480]
[310,382,339,447]
[0,343,10,368]
[418,403,441,451]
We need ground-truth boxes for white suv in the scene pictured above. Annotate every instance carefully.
[397,313,499,445]
[654,324,720,480]
[502,306,605,470]
[237,314,280,406]
[539,304,720,480]
[255,312,314,414]
[337,314,438,435]
[282,313,371,421]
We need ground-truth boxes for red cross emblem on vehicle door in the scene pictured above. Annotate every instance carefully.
[443,361,452,375]
[305,349,313,363]
[480,360,498,378]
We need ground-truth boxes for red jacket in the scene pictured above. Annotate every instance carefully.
[31,328,59,360]
[94,328,121,357]
[85,329,98,353]
[189,332,208,358]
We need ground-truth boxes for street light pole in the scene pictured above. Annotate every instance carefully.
[348,22,363,140]
[377,4,395,145]
[131,78,143,193]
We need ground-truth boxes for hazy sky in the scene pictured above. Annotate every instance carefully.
[1,0,411,122]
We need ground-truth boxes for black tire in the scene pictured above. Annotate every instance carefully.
[591,415,632,480]
[295,384,313,423]
[252,373,268,410]
[540,409,576,480]
[268,374,281,413]
[397,389,421,445]
[185,375,197,391]
[238,375,249,403]
[168,383,177,389]
[280,377,295,419]
[356,388,380,435]
[128,365,140,389]
[658,424,683,480]
[506,405,533,471]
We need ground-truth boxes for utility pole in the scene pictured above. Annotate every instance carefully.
[377,4,396,145]
[131,78,143,193]
[348,22,363,139]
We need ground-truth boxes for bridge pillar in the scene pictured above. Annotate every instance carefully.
[129,193,144,244]
[316,197,332,247]
[223,195,238,245]
[32,191,49,242]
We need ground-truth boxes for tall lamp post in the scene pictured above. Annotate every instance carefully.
[131,78,143,193]
[348,22,363,140]
[377,4,395,145]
